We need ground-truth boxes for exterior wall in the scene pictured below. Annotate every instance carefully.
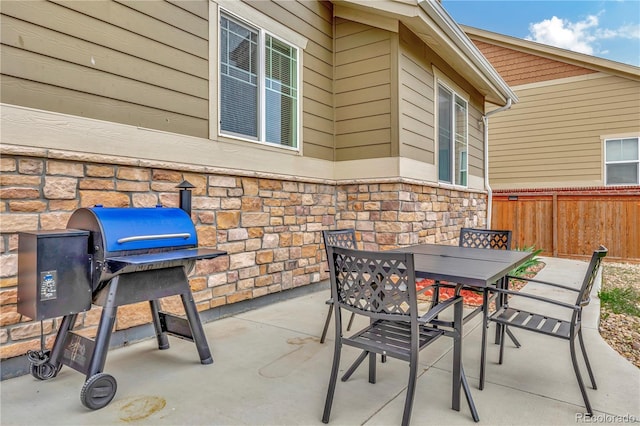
[396,24,486,188]
[0,148,487,360]
[489,73,640,189]
[334,17,394,160]
[0,0,335,165]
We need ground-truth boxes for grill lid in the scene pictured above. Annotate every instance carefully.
[88,206,197,252]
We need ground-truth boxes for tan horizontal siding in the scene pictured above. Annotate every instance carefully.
[467,107,484,177]
[335,18,392,161]
[0,75,208,137]
[167,0,208,20]
[1,0,209,138]
[303,81,333,109]
[0,15,207,97]
[336,129,392,148]
[1,45,208,118]
[117,0,209,39]
[1,1,208,77]
[335,85,391,107]
[52,0,208,58]
[399,46,434,164]
[333,144,392,161]
[489,73,639,187]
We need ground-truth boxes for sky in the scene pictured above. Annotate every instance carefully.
[441,0,640,67]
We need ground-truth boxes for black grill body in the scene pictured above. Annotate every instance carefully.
[16,206,226,410]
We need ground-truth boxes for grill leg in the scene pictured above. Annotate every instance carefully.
[48,313,77,367]
[149,300,170,350]
[180,291,213,365]
[87,277,120,379]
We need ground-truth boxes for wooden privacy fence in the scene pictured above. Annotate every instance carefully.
[491,187,640,263]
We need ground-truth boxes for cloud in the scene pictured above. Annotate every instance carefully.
[525,13,640,56]
[525,15,598,55]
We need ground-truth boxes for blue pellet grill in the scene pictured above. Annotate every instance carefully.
[17,206,226,410]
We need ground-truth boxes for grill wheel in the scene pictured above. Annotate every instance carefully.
[81,373,117,410]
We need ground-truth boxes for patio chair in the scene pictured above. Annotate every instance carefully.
[481,246,607,416]
[322,246,479,426]
[320,229,357,344]
[429,227,519,388]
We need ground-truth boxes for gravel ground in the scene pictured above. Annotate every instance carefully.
[598,262,640,368]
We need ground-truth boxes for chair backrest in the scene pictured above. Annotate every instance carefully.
[323,229,357,269]
[577,246,608,307]
[323,229,357,251]
[327,246,417,321]
[459,227,512,250]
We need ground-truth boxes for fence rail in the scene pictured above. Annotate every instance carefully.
[491,187,640,263]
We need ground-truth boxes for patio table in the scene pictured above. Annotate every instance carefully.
[390,244,533,288]
[391,243,534,340]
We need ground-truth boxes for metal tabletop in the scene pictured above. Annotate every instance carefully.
[390,244,534,288]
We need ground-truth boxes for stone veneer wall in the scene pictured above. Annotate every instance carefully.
[0,147,486,360]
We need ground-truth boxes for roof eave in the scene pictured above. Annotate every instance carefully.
[416,0,517,105]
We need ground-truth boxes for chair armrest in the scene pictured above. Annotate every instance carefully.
[505,276,579,292]
[418,295,461,324]
[492,287,580,311]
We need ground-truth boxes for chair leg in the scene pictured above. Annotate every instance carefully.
[320,304,333,344]
[578,329,597,389]
[346,312,355,331]
[452,298,463,412]
[341,350,368,382]
[479,291,489,390]
[498,322,506,365]
[505,328,521,348]
[401,358,418,426]
[368,351,377,384]
[461,365,480,422]
[322,342,342,423]
[430,282,441,309]
[570,336,594,416]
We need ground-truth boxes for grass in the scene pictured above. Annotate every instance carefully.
[598,286,640,317]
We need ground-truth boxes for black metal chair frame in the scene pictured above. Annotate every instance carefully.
[322,246,479,426]
[320,229,357,344]
[481,246,607,416]
[430,227,519,388]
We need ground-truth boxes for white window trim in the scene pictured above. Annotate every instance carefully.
[209,2,306,152]
[434,75,469,188]
[603,135,640,186]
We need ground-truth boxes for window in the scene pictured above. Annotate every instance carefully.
[438,84,468,186]
[219,12,298,149]
[605,137,639,185]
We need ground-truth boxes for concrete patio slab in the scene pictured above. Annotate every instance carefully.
[1,257,638,425]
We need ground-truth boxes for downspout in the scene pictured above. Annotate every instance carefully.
[482,98,512,229]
